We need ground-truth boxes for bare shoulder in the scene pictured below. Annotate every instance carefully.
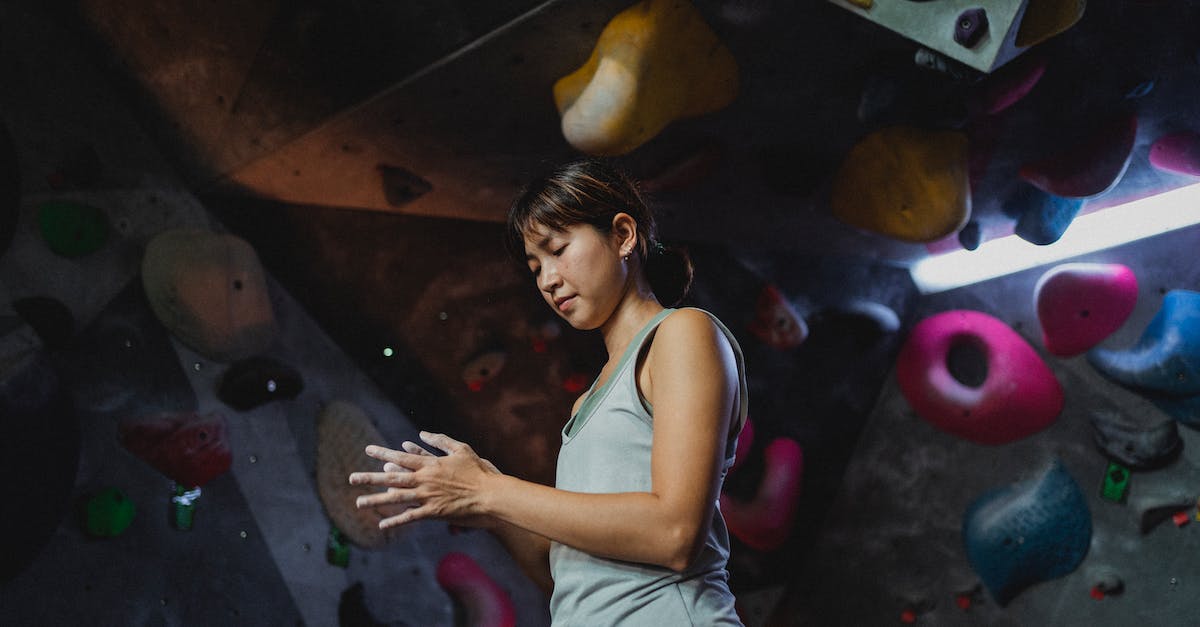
[651,308,733,365]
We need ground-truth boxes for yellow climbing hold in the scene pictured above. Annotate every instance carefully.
[831,126,970,243]
[844,0,873,8]
[554,0,739,156]
[1016,0,1086,48]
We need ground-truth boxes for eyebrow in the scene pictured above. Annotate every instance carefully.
[524,234,553,261]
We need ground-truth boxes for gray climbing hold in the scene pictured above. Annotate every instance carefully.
[1089,410,1182,470]
[1132,488,1195,534]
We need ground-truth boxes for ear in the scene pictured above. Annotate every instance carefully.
[610,212,639,257]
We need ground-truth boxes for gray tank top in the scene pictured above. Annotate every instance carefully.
[549,308,748,626]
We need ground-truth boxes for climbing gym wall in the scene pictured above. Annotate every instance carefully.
[788,227,1200,625]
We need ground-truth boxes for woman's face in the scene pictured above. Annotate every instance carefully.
[524,221,628,330]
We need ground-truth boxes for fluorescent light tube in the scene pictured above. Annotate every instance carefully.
[910,182,1200,294]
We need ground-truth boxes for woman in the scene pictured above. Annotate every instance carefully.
[349,159,747,625]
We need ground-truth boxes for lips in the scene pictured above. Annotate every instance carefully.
[555,295,576,312]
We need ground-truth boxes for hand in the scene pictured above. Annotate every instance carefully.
[348,431,500,530]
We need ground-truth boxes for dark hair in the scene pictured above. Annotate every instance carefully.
[505,158,693,306]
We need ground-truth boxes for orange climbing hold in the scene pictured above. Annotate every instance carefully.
[831,126,971,242]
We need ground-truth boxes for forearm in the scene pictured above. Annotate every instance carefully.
[481,474,705,572]
[488,520,554,596]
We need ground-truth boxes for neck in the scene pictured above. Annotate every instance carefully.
[598,274,664,359]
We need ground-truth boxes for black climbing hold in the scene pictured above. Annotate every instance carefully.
[13,296,75,349]
[958,221,981,251]
[218,355,304,411]
[1089,410,1182,470]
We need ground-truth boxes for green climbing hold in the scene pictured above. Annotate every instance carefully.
[327,527,350,568]
[37,200,109,257]
[83,488,135,537]
[1100,461,1130,503]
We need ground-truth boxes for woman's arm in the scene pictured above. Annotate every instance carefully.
[351,309,737,572]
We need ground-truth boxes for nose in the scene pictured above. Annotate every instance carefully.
[537,260,562,294]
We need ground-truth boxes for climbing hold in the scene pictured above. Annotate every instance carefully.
[462,348,507,392]
[217,356,304,411]
[1034,263,1138,357]
[1019,112,1137,198]
[1090,569,1124,598]
[958,221,982,251]
[171,483,201,531]
[338,582,386,627]
[142,228,277,362]
[553,0,739,156]
[1088,290,1200,397]
[973,53,1047,115]
[747,285,807,350]
[327,527,351,568]
[37,200,109,257]
[316,401,405,549]
[844,0,873,8]
[82,487,135,537]
[1124,80,1156,100]
[12,296,74,349]
[1098,461,1130,503]
[436,552,517,627]
[720,437,803,551]
[1007,184,1086,245]
[1015,0,1086,48]
[1132,488,1195,534]
[1149,130,1200,177]
[119,410,232,489]
[954,9,989,49]
[831,126,970,242]
[963,460,1091,605]
[896,310,1063,445]
[1089,410,1181,469]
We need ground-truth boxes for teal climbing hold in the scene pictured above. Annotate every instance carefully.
[37,200,109,257]
[83,487,135,537]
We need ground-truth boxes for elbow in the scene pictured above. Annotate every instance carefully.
[661,524,705,573]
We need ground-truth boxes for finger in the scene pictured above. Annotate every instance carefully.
[383,462,409,473]
[402,440,435,456]
[356,488,417,509]
[380,505,432,530]
[348,471,417,487]
[364,445,433,469]
[419,431,472,455]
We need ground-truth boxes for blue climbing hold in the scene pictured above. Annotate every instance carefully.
[1004,184,1086,245]
[963,460,1091,605]
[1088,290,1200,397]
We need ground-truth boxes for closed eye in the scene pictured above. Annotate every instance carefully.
[553,245,567,256]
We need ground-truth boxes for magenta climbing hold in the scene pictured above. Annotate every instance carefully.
[1149,130,1200,176]
[973,53,1046,115]
[1019,112,1138,198]
[896,310,1064,444]
[720,437,803,551]
[436,552,517,627]
[118,411,232,489]
[1035,263,1138,357]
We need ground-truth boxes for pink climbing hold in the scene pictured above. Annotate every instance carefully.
[974,53,1047,116]
[1019,112,1138,198]
[436,552,517,627]
[1035,263,1138,357]
[1149,131,1200,177]
[896,310,1064,445]
[720,437,803,552]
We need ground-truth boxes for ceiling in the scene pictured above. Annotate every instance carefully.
[65,1,1200,267]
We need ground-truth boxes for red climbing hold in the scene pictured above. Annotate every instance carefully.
[1019,112,1137,198]
[119,411,232,488]
[1149,130,1200,177]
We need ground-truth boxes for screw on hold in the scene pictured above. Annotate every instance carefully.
[193,362,202,371]
[240,530,247,539]
[249,455,258,464]
[438,311,449,321]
